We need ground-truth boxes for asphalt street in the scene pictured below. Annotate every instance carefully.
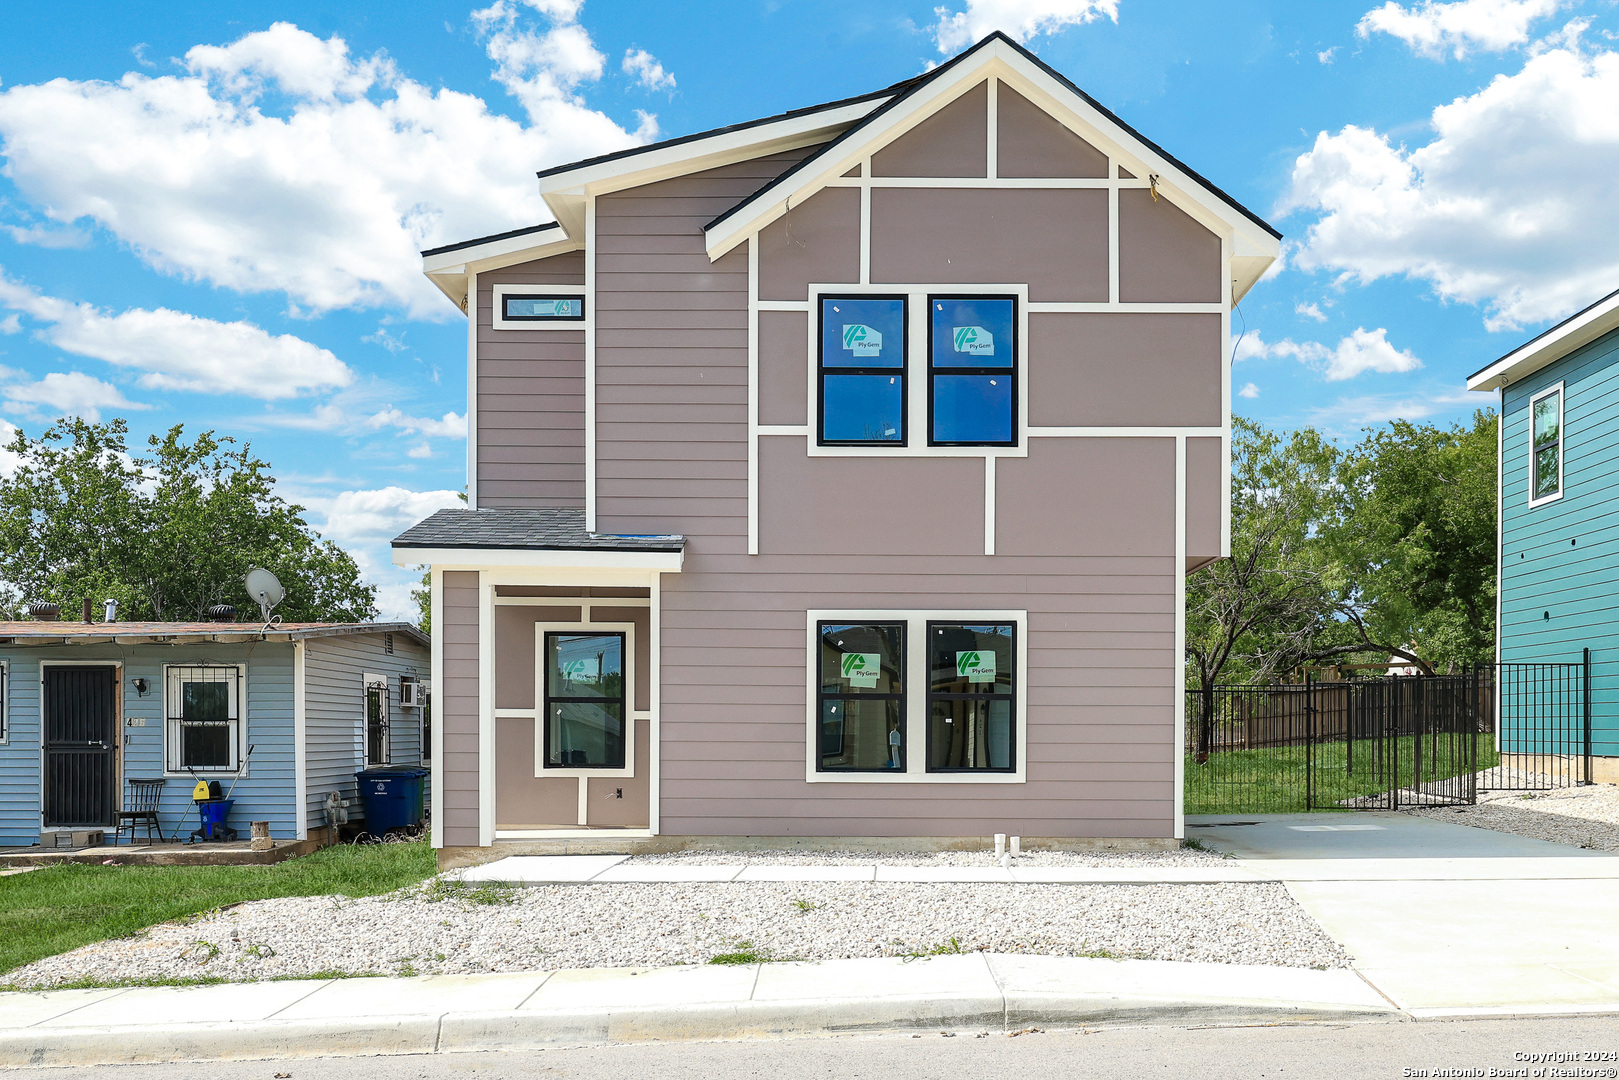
[10,1016,1617,1080]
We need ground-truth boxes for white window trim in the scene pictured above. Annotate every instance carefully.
[0,660,8,744]
[805,609,1028,784]
[532,620,638,779]
[1528,380,1565,508]
[363,673,390,767]
[491,282,587,331]
[805,282,1030,460]
[162,663,246,777]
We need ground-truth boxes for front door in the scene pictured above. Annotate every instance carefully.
[43,666,119,828]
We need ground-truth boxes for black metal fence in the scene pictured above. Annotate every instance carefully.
[1185,658,1594,815]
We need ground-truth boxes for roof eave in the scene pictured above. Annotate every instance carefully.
[391,544,685,572]
[1467,287,1619,392]
[420,225,582,312]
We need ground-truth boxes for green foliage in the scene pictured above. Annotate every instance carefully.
[0,418,377,622]
[412,566,431,635]
[0,840,435,977]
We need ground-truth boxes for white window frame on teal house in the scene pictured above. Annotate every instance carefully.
[804,609,1028,785]
[163,663,246,775]
[1528,381,1565,508]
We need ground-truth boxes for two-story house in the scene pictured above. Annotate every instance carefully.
[393,33,1280,865]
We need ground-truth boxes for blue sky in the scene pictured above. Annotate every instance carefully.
[1,0,1616,616]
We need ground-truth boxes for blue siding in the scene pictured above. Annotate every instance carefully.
[0,642,299,845]
[1500,324,1619,756]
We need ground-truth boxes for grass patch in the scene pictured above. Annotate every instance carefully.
[903,937,967,959]
[708,940,802,965]
[0,840,435,978]
[1184,734,1501,815]
[417,877,518,907]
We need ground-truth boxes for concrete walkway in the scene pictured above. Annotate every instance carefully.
[0,953,1392,1068]
[1188,812,1619,1016]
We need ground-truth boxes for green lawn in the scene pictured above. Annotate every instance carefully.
[1184,735,1502,815]
[0,841,436,979]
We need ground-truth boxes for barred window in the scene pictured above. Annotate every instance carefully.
[165,665,242,772]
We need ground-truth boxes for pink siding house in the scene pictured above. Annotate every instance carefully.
[393,34,1280,865]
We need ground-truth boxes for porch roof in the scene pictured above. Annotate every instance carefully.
[0,621,428,648]
[392,508,685,553]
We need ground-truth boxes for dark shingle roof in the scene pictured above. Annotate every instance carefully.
[392,508,684,553]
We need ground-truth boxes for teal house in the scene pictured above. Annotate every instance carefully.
[1469,285,1619,779]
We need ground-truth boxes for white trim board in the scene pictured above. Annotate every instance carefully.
[1526,380,1566,509]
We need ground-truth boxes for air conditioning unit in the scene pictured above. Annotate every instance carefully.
[400,677,425,708]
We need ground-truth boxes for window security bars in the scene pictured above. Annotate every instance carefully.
[366,681,390,767]
[165,665,242,773]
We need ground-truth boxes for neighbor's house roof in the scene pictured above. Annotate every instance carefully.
[391,508,685,571]
[0,621,429,648]
[421,32,1281,309]
[1468,285,1619,392]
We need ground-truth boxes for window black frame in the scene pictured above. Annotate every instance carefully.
[816,293,909,447]
[542,630,628,770]
[1531,386,1562,501]
[924,621,1017,774]
[926,293,1018,448]
[815,620,907,773]
[502,293,586,323]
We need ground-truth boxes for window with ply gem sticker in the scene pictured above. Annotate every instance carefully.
[929,295,1016,447]
[819,295,907,445]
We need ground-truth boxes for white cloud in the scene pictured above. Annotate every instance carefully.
[0,314,19,335]
[1231,326,1422,381]
[0,274,353,398]
[297,484,463,619]
[932,0,1119,54]
[1356,0,1563,59]
[1282,45,1619,331]
[0,12,653,318]
[0,419,22,476]
[1238,382,1261,398]
[259,402,466,440]
[1308,393,1437,429]
[366,407,467,439]
[1318,46,1341,63]
[407,442,433,459]
[1296,302,1328,322]
[1,371,146,422]
[621,48,675,92]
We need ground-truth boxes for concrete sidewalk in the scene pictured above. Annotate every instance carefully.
[0,953,1394,1068]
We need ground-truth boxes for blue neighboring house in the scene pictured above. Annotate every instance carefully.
[0,618,430,847]
[1469,285,1619,780]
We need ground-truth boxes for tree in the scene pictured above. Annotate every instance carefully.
[1184,419,1335,760]
[0,418,377,622]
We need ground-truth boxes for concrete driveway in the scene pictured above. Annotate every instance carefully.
[1187,812,1619,1015]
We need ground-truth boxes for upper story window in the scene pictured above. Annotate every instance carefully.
[165,664,243,773]
[928,296,1017,447]
[1530,383,1564,505]
[492,283,586,329]
[818,296,907,445]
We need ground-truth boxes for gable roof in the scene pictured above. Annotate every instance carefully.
[1467,285,1619,392]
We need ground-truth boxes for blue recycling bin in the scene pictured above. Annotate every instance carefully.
[354,766,429,834]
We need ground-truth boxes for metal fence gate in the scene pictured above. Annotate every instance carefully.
[1184,657,1594,815]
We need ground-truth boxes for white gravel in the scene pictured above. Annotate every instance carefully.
[627,847,1227,867]
[1411,782,1619,852]
[3,878,1347,989]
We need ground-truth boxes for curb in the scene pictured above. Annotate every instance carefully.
[1,994,1399,1068]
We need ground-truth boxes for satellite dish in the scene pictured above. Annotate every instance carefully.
[244,568,286,623]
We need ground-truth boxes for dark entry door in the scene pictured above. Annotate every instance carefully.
[43,666,118,828]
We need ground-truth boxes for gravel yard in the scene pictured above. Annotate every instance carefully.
[1411,782,1619,852]
[628,847,1227,867]
[2,875,1347,989]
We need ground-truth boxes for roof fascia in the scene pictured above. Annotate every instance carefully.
[421,228,583,311]
[390,545,684,572]
[702,41,1280,279]
[1467,288,1619,391]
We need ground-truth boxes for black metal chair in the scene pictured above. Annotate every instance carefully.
[115,778,165,845]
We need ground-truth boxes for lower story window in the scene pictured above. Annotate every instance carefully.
[365,678,391,766]
[926,622,1016,772]
[165,664,242,772]
[544,631,626,769]
[817,622,905,772]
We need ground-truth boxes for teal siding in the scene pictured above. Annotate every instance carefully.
[1500,324,1619,756]
[0,642,299,845]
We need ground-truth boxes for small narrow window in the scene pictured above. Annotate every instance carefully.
[1531,386,1562,502]
[165,665,242,772]
[816,622,906,771]
[818,295,907,445]
[366,679,391,766]
[928,295,1017,447]
[926,622,1016,772]
[545,632,626,768]
[0,662,7,742]
[502,294,585,322]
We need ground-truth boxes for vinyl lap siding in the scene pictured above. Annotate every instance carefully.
[441,572,482,845]
[1500,325,1619,755]
[302,633,430,833]
[0,658,41,845]
[477,252,587,509]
